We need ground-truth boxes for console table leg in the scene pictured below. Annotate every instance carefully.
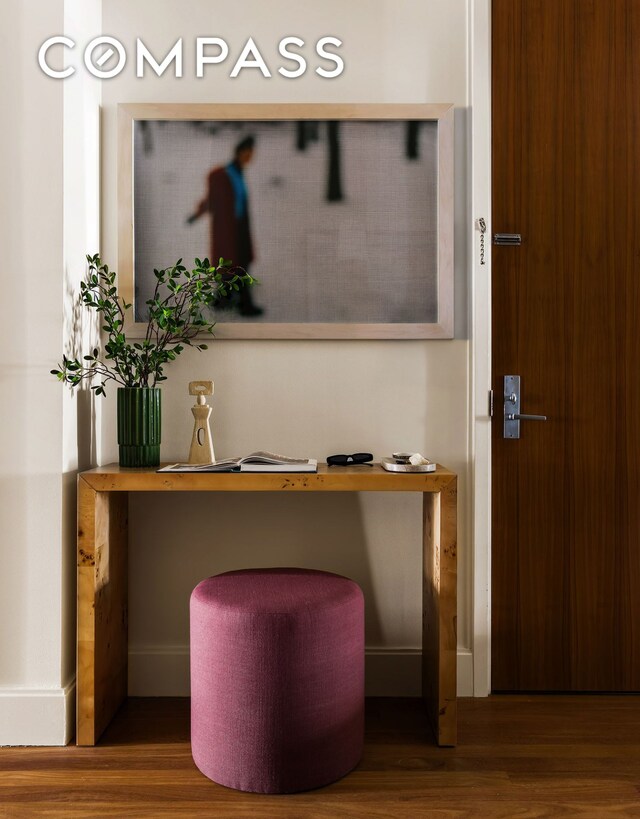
[77,479,129,746]
[422,479,457,746]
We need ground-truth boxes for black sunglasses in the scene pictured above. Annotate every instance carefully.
[327,453,373,467]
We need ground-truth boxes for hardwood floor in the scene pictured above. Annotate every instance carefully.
[1,697,639,818]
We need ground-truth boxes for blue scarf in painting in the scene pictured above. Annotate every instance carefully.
[225,161,248,219]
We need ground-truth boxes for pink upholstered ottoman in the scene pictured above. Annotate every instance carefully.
[190,568,364,793]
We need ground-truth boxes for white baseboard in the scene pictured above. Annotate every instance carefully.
[0,679,76,746]
[129,646,474,698]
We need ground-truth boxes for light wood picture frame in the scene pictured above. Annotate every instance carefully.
[118,103,454,339]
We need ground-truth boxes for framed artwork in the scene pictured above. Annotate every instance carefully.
[118,103,454,339]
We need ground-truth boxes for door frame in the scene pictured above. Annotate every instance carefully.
[470,0,492,697]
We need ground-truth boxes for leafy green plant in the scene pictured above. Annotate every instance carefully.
[52,253,254,396]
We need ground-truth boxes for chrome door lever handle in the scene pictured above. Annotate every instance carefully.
[503,376,547,438]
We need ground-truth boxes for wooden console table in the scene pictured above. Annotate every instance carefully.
[77,464,457,747]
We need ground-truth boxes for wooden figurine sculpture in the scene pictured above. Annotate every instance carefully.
[188,380,215,464]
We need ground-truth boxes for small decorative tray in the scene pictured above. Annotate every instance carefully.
[381,458,437,473]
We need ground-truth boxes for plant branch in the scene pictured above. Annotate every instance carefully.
[54,254,253,395]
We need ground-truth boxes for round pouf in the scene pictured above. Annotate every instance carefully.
[190,568,364,793]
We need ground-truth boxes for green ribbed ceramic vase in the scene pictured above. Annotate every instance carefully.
[117,388,161,467]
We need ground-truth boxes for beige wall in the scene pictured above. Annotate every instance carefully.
[61,0,102,717]
[0,0,65,692]
[0,0,100,744]
[100,0,472,696]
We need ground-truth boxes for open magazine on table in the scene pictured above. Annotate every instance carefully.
[158,451,318,473]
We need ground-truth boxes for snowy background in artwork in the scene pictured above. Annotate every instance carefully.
[134,120,438,323]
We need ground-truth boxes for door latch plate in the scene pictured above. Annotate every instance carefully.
[504,375,521,439]
[494,233,522,246]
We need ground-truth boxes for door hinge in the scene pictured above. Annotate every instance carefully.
[489,389,494,418]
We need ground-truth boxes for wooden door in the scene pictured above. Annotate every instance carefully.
[492,0,640,691]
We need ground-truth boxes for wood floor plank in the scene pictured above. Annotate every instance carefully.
[1,697,639,818]
[2,801,640,819]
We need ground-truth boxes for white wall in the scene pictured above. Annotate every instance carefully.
[61,0,102,717]
[100,0,474,696]
[0,0,67,745]
[0,0,100,745]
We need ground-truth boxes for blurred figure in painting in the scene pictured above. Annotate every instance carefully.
[187,135,263,316]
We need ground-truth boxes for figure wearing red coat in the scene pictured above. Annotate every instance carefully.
[192,165,254,268]
[188,146,262,315]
